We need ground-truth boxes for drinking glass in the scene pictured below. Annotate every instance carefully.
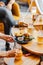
[12,35,23,60]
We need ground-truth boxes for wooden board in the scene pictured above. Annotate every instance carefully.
[22,41,43,55]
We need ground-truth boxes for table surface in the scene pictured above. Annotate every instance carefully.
[4,55,40,65]
[21,41,43,56]
[11,27,43,56]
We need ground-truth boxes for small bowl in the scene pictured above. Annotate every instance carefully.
[15,36,34,44]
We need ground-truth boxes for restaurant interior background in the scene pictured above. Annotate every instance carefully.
[0,0,43,65]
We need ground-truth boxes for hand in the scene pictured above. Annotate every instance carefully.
[2,35,14,42]
[7,50,15,57]
[0,50,15,57]
[0,33,14,42]
[0,2,5,7]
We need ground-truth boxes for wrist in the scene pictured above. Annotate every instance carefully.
[7,4,12,10]
[9,0,15,4]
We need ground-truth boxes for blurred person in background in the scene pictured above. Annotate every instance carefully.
[0,0,18,51]
[0,0,16,34]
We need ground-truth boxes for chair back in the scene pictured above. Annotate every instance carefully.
[0,20,4,33]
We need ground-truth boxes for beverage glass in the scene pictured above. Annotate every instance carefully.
[14,41,22,61]
[37,30,43,44]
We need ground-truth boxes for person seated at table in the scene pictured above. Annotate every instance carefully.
[0,0,18,51]
[0,33,22,57]
[0,0,16,27]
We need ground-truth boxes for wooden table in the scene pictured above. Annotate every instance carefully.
[11,27,43,55]
[21,41,43,56]
[33,23,43,30]
[21,41,43,62]
[4,55,40,65]
[11,27,43,61]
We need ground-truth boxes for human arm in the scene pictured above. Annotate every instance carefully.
[0,33,14,42]
[0,2,5,7]
[0,50,15,57]
[6,0,15,10]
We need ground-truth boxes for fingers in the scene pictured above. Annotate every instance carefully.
[0,2,5,6]
[6,50,15,57]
